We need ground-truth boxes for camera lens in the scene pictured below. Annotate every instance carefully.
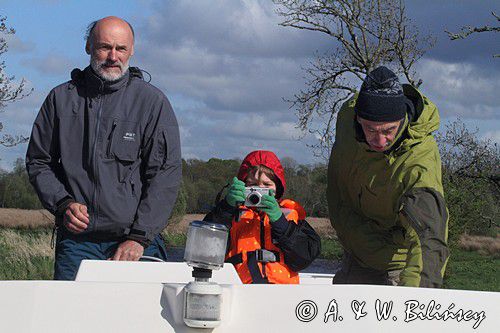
[247,193,260,205]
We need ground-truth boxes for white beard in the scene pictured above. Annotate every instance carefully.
[90,57,129,82]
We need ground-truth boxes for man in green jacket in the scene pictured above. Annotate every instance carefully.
[327,66,449,288]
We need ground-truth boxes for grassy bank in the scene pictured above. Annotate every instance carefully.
[0,228,54,280]
[1,227,498,291]
[443,250,499,290]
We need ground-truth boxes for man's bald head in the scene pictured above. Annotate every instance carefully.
[85,16,135,46]
[85,16,135,81]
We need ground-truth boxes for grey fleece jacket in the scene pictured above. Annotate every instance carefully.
[26,66,182,245]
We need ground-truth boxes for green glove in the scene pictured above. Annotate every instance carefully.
[225,177,246,207]
[259,193,283,222]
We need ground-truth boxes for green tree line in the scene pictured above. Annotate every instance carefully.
[0,158,42,209]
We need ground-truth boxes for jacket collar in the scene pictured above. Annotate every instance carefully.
[85,66,130,93]
[70,66,130,94]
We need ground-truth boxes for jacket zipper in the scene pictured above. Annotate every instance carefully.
[130,180,136,198]
[91,91,104,232]
[401,204,427,234]
[106,119,118,158]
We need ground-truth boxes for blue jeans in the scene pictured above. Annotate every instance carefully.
[54,229,168,280]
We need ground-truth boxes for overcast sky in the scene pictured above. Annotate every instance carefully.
[1,0,499,170]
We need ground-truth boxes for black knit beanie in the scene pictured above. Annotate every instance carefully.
[355,66,407,122]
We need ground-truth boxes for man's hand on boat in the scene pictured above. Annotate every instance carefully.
[63,202,90,234]
[110,240,144,261]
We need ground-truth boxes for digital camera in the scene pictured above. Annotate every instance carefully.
[243,187,271,207]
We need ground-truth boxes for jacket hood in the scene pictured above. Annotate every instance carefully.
[237,150,286,199]
[402,84,440,145]
[70,66,144,93]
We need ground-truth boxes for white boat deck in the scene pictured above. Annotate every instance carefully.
[0,260,498,332]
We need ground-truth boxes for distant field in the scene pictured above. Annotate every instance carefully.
[169,213,335,236]
[0,208,336,237]
[0,208,54,229]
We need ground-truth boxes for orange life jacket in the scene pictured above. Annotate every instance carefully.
[225,199,306,284]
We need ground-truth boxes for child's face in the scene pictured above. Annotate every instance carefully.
[245,170,277,192]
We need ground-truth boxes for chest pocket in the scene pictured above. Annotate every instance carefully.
[106,119,141,182]
[113,138,140,162]
[107,120,140,162]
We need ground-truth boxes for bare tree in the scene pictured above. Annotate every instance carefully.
[437,119,499,235]
[0,16,32,147]
[274,0,434,157]
[446,12,499,58]
[437,120,499,196]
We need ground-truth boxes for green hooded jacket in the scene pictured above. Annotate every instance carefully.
[327,84,449,287]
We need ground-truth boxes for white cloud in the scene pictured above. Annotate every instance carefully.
[136,39,309,113]
[417,59,500,119]
[225,115,301,141]
[22,53,75,76]
[2,33,35,53]
[483,130,500,144]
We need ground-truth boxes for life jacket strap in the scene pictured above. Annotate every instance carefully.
[226,249,280,265]
[246,251,269,284]
[255,249,280,263]
[225,253,243,265]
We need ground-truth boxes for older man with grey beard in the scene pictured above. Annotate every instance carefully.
[26,16,182,280]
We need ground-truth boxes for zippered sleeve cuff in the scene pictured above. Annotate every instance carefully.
[125,236,150,248]
[124,227,152,248]
[55,196,75,216]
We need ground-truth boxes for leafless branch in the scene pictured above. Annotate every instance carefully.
[446,12,499,58]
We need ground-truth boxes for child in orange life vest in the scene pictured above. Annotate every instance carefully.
[204,150,321,284]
